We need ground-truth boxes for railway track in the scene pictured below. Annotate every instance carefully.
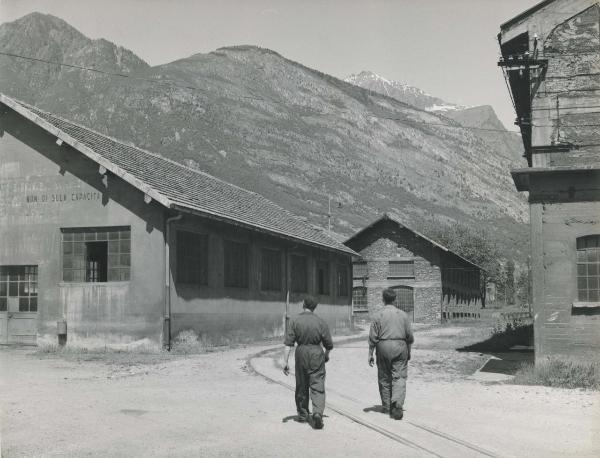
[248,347,502,458]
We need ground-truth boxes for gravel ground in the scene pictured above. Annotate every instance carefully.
[1,323,599,457]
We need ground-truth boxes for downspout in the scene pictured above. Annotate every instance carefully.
[284,246,290,336]
[164,212,183,350]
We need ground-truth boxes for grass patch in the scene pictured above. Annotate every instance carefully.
[513,358,600,390]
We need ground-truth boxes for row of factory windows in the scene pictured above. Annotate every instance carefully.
[176,230,350,296]
[352,260,415,279]
[58,226,350,297]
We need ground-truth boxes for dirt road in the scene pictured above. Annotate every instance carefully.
[1,324,599,457]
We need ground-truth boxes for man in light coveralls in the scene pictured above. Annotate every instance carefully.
[368,288,414,420]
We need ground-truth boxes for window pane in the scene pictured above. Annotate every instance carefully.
[261,249,281,291]
[73,242,85,255]
[337,264,349,297]
[176,231,208,286]
[291,255,307,293]
[19,297,29,312]
[0,282,6,296]
[224,240,249,288]
[120,230,131,240]
[108,241,119,253]
[577,264,587,276]
[109,231,120,240]
[73,232,84,242]
[120,239,131,253]
[63,242,73,255]
[0,297,6,311]
[316,261,329,295]
[9,282,18,296]
[589,264,599,276]
[29,296,37,312]
[587,250,597,263]
[120,254,131,267]
[589,290,599,302]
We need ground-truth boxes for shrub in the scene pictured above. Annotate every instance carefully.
[514,358,600,390]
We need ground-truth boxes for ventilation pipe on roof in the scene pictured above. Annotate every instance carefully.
[164,212,183,350]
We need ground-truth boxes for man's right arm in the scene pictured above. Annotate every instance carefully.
[368,320,379,366]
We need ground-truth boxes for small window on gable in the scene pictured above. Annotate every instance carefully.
[576,235,600,302]
[62,227,130,282]
[224,240,249,288]
[316,260,330,295]
[261,248,282,292]
[388,261,414,279]
[177,230,208,286]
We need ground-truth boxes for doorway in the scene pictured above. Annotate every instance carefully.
[0,266,38,344]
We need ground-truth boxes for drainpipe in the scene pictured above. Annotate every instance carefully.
[284,246,290,336]
[164,212,183,350]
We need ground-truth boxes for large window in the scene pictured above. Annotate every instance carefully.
[261,248,282,291]
[224,240,249,288]
[388,261,415,279]
[393,285,414,319]
[337,264,349,297]
[577,235,600,302]
[353,261,368,279]
[0,266,38,312]
[316,260,330,295]
[62,227,130,282]
[291,255,308,293]
[352,286,368,312]
[177,230,208,286]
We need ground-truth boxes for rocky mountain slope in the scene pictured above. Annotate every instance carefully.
[345,71,525,165]
[0,13,529,258]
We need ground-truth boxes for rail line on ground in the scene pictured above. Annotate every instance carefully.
[247,347,502,458]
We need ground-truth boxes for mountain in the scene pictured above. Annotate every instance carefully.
[0,13,529,260]
[345,71,465,112]
[345,71,524,164]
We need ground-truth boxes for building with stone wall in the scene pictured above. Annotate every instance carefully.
[344,214,483,323]
[0,94,356,347]
[499,0,600,362]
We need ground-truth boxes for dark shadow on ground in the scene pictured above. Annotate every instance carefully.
[363,405,387,414]
[457,324,534,375]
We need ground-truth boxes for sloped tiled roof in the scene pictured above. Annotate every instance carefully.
[1,94,356,256]
[344,213,483,270]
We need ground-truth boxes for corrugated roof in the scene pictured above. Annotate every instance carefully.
[344,213,484,270]
[1,94,356,256]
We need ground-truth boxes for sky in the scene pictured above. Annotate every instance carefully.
[0,0,541,130]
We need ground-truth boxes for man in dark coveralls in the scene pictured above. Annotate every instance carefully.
[368,288,414,420]
[283,296,333,429]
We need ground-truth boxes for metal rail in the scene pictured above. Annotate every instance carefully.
[248,347,502,458]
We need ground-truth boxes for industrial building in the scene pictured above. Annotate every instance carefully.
[0,94,356,347]
[499,0,600,362]
[344,214,484,323]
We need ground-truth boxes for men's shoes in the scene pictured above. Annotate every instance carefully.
[312,413,324,429]
[390,403,404,420]
[294,415,308,423]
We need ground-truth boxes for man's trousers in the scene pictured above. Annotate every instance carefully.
[294,344,326,417]
[376,340,409,410]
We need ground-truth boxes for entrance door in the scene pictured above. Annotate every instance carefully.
[0,266,38,345]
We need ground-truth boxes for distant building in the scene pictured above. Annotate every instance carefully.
[499,0,600,362]
[0,94,356,347]
[344,214,484,322]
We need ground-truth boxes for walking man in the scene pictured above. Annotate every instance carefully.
[368,288,414,420]
[283,296,333,429]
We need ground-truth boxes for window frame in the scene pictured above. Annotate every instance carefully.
[352,261,369,279]
[61,226,131,283]
[387,260,415,279]
[576,235,600,303]
[316,259,330,296]
[223,239,250,289]
[290,254,308,294]
[176,229,209,287]
[0,266,38,312]
[260,247,282,292]
[352,286,368,312]
[337,263,349,297]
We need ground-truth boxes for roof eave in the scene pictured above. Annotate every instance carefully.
[1,94,172,209]
[171,204,358,257]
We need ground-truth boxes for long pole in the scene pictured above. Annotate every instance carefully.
[328,195,331,234]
